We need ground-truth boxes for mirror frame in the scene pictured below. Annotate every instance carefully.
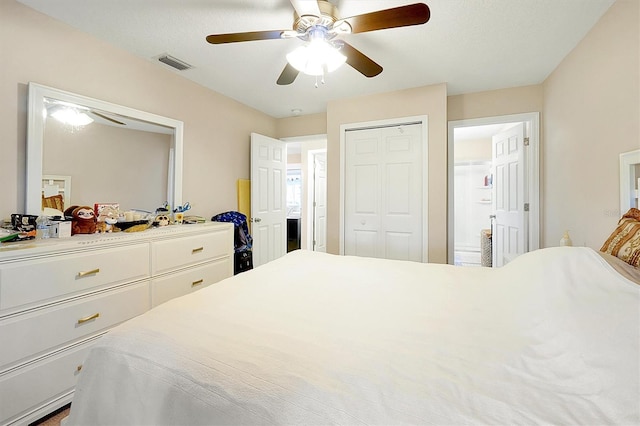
[26,82,183,216]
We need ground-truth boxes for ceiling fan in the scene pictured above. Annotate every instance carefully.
[206,0,430,85]
[45,99,127,127]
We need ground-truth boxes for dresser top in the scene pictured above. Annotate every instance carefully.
[0,221,233,262]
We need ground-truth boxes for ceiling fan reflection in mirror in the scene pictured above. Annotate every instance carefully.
[206,0,430,86]
[45,99,127,130]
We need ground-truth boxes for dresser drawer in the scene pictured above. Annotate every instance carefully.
[0,244,150,312]
[151,229,232,275]
[0,281,150,372]
[0,336,97,425]
[151,258,231,307]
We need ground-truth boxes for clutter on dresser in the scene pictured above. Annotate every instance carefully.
[153,213,171,227]
[3,199,199,244]
[173,202,191,224]
[4,214,38,242]
[183,215,206,224]
[1,213,71,243]
[117,208,153,232]
[50,219,72,238]
[95,205,120,233]
[94,203,120,217]
[64,205,97,235]
[35,215,51,239]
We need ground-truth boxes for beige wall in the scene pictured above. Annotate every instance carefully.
[278,86,542,264]
[279,85,448,262]
[276,113,327,139]
[324,84,448,262]
[1,0,276,221]
[447,85,544,122]
[543,0,639,249]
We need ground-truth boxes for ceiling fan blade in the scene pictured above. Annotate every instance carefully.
[277,63,300,85]
[340,42,383,78]
[289,0,321,19]
[340,3,430,34]
[206,30,286,44]
[90,110,126,125]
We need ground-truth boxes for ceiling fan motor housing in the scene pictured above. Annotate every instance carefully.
[293,0,347,37]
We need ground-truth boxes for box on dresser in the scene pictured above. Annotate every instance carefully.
[0,222,233,426]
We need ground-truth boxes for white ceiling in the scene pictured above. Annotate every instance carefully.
[17,0,614,118]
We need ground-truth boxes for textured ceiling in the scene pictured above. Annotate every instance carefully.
[17,0,615,118]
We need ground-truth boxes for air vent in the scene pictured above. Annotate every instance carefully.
[157,54,192,71]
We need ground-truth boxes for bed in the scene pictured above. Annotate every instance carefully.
[65,246,639,425]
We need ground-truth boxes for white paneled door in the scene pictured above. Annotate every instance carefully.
[344,124,423,261]
[491,123,526,267]
[312,152,327,252]
[250,133,286,267]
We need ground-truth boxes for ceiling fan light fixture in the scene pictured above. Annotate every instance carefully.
[286,38,346,76]
[50,106,94,127]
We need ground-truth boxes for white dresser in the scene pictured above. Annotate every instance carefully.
[0,222,234,425]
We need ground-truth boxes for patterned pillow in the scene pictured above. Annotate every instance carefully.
[600,208,640,267]
[42,194,64,211]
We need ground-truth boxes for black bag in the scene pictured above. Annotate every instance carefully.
[212,211,253,274]
[234,250,253,275]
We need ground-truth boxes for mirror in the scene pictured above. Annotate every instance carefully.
[26,83,183,216]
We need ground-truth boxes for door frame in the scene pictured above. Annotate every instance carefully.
[447,112,540,265]
[281,134,327,250]
[339,115,429,261]
[309,149,327,251]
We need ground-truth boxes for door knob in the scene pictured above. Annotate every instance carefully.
[251,217,262,223]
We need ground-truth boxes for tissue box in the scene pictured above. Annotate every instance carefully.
[51,221,72,238]
[94,203,120,217]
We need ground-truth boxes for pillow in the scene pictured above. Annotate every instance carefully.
[600,208,640,267]
[598,251,640,285]
[42,194,64,211]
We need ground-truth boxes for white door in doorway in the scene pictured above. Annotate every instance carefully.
[491,123,526,267]
[344,124,423,261]
[250,133,286,267]
[312,152,327,252]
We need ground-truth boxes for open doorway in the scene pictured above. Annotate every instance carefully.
[284,135,327,252]
[447,113,540,267]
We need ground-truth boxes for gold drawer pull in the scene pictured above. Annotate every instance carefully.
[192,279,204,287]
[77,313,100,324]
[192,247,204,254]
[77,268,100,277]
[76,365,83,372]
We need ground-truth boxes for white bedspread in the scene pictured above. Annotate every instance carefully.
[67,247,640,425]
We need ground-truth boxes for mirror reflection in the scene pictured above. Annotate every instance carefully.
[27,83,183,216]
[43,102,171,212]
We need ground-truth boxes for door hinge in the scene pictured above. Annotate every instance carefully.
[524,203,530,212]
[524,137,530,146]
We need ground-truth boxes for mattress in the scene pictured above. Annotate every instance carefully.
[66,247,640,425]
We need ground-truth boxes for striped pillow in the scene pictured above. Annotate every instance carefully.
[600,208,640,267]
